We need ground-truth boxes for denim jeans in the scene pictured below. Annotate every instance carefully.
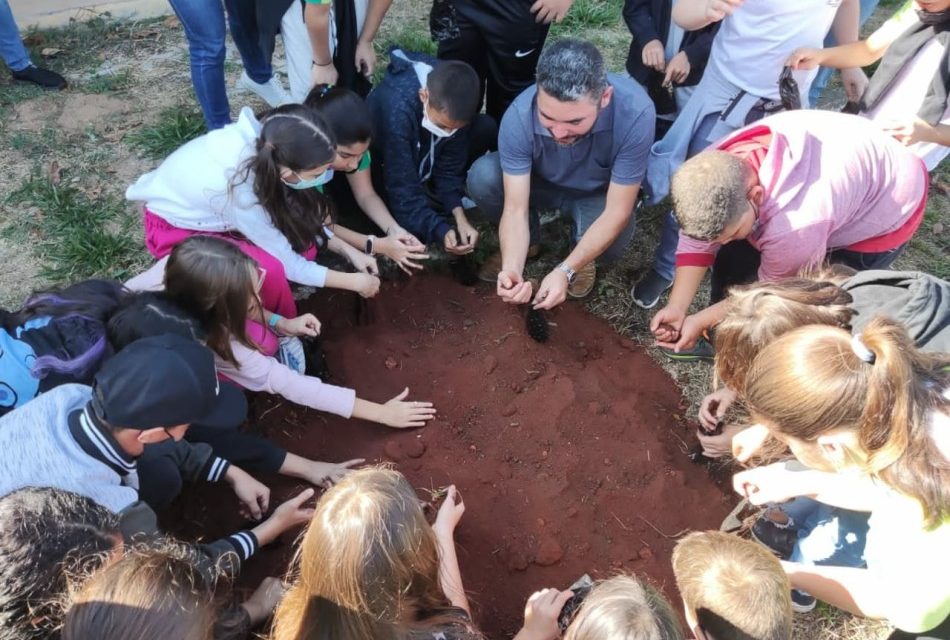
[0,0,31,72]
[808,0,882,107]
[467,152,638,263]
[168,0,274,130]
[652,112,722,281]
[775,497,870,570]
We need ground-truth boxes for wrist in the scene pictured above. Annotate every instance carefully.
[312,59,333,67]
[224,465,242,486]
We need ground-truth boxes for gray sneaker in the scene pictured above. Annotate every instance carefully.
[631,269,673,309]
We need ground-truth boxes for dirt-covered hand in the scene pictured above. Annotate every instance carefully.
[698,387,738,431]
[382,387,437,428]
[277,313,321,338]
[497,270,533,305]
[532,269,568,310]
[516,588,575,640]
[664,50,691,86]
[642,39,665,72]
[226,466,271,521]
[432,485,465,537]
[530,0,574,24]
[697,422,747,458]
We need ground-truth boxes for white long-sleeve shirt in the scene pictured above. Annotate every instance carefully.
[126,107,328,287]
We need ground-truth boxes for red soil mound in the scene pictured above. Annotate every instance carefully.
[168,274,734,638]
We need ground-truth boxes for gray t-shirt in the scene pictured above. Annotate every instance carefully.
[498,73,655,192]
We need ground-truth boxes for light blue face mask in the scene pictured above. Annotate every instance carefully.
[282,168,334,190]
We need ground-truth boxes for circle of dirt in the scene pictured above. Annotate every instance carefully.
[166,275,733,638]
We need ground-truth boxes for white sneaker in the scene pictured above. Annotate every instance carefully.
[236,71,293,107]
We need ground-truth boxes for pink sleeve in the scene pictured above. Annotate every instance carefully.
[124,257,168,291]
[219,340,357,418]
[675,233,719,268]
[756,223,832,282]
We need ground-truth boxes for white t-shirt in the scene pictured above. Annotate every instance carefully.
[125,107,329,287]
[707,0,845,101]
[864,35,950,171]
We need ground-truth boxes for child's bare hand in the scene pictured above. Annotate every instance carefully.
[516,588,574,640]
[732,423,771,463]
[696,422,747,458]
[278,313,321,337]
[786,47,823,70]
[382,387,436,428]
[354,273,381,298]
[349,251,379,276]
[641,39,665,72]
[432,485,464,537]
[698,387,737,431]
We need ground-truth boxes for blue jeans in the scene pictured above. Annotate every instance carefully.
[0,0,31,72]
[652,112,721,281]
[808,0,882,106]
[773,497,869,570]
[467,152,638,263]
[168,0,274,130]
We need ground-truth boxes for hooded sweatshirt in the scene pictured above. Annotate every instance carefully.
[842,270,950,354]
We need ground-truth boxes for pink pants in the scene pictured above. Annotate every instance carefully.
[143,209,317,319]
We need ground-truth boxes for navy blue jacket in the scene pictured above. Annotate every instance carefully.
[366,50,470,245]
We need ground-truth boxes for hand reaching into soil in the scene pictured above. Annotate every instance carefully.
[432,485,464,539]
[497,269,534,305]
[225,466,270,521]
[698,387,738,432]
[352,387,437,428]
[276,313,321,338]
[303,458,366,489]
[513,588,575,640]
[250,488,317,546]
[696,422,747,458]
[240,577,285,627]
[375,235,429,274]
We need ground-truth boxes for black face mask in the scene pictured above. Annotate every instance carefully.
[916,7,950,26]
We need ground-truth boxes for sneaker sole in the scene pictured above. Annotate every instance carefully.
[792,599,817,614]
[631,293,662,310]
[661,351,715,362]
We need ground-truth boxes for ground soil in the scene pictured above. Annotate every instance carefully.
[167,274,733,638]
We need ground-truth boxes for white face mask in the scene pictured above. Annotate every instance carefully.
[421,100,457,138]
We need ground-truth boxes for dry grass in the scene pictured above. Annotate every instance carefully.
[1,2,944,637]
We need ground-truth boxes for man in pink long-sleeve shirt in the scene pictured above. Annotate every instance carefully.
[650,109,929,356]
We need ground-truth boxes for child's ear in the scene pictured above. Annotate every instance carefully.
[137,427,168,445]
[750,184,766,206]
[418,87,429,105]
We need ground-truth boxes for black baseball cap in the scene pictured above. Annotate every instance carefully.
[91,333,246,430]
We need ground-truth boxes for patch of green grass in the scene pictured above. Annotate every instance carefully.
[84,69,133,94]
[8,126,61,156]
[378,23,437,58]
[552,0,624,34]
[128,106,206,160]
[6,175,141,282]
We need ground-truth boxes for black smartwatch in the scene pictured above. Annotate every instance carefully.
[365,235,376,256]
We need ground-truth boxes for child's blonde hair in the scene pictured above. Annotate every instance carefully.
[672,531,791,640]
[744,318,950,526]
[563,574,682,640]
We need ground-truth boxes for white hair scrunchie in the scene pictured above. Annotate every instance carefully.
[851,335,876,364]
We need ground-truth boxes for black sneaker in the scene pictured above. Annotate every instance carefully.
[631,269,673,309]
[11,65,67,89]
[660,336,715,362]
[791,589,816,613]
[751,513,799,560]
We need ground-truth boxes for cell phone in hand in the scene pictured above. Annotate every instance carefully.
[558,574,594,632]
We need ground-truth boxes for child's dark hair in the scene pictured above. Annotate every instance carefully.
[233,104,337,253]
[164,236,261,367]
[427,60,481,123]
[107,291,207,352]
[304,84,374,146]
[0,279,129,380]
[0,487,121,640]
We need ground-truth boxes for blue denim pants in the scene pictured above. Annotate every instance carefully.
[168,0,274,130]
[808,0,882,106]
[773,497,870,570]
[0,0,31,72]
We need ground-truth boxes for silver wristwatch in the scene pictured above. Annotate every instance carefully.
[557,262,576,284]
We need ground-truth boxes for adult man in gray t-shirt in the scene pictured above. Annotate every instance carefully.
[467,38,654,307]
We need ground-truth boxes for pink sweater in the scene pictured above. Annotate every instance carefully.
[125,260,356,418]
[676,110,928,281]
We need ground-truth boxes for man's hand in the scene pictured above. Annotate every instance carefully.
[515,589,575,640]
[311,62,339,88]
[533,268,569,311]
[786,47,825,70]
[664,50,691,86]
[497,269,533,304]
[705,0,744,23]
[882,116,932,146]
[641,39,665,72]
[839,67,868,103]
[530,0,574,24]
[355,39,377,77]
[277,313,321,338]
[225,466,271,521]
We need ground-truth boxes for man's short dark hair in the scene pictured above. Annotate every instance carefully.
[427,60,481,123]
[536,38,608,102]
[0,487,120,640]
